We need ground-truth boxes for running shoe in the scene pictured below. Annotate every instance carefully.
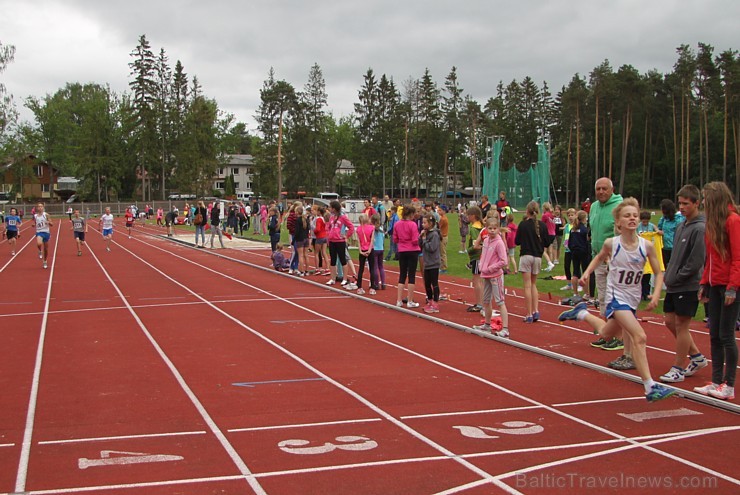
[560,284,572,291]
[660,366,685,383]
[466,304,482,313]
[325,280,336,286]
[424,302,439,314]
[601,338,624,351]
[345,283,358,290]
[369,289,376,295]
[532,311,540,322]
[38,251,42,259]
[559,302,588,321]
[11,251,16,255]
[590,337,608,348]
[684,355,709,376]
[356,288,365,295]
[77,251,82,256]
[610,355,636,370]
[341,279,348,286]
[543,261,555,272]
[708,383,735,400]
[43,261,47,269]
[522,316,534,323]
[693,383,721,396]
[407,301,420,308]
[494,329,510,339]
[646,384,676,403]
[106,247,111,252]
[472,323,492,332]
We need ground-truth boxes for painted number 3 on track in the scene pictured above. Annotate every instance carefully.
[278,436,378,455]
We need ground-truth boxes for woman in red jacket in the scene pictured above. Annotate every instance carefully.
[695,181,740,400]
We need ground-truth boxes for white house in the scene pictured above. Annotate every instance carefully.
[214,154,254,195]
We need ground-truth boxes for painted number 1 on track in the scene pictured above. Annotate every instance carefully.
[78,450,184,469]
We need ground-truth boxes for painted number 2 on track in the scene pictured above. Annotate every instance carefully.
[454,421,544,439]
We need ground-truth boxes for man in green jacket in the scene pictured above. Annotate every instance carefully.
[588,178,631,365]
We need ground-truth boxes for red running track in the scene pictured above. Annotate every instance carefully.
[0,220,737,494]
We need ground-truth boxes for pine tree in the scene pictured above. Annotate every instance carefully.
[128,34,158,201]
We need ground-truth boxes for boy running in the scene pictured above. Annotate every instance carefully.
[34,203,53,269]
[124,208,135,238]
[559,197,675,402]
[99,207,114,251]
[4,207,21,255]
[71,209,87,256]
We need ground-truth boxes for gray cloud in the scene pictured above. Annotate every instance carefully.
[2,0,738,131]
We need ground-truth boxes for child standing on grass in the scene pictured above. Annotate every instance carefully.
[540,202,557,272]
[420,213,441,313]
[466,206,484,313]
[504,213,517,275]
[559,197,676,402]
[356,213,376,295]
[568,210,591,300]
[385,206,399,261]
[393,204,420,308]
[473,217,510,337]
[515,201,552,323]
[561,208,577,291]
[458,208,470,254]
[370,214,386,291]
[694,181,740,400]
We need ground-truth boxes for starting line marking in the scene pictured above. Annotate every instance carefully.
[39,430,207,445]
[78,450,184,470]
[618,408,703,423]
[228,418,382,433]
[232,378,325,388]
[270,319,327,324]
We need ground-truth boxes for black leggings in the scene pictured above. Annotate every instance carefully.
[563,251,572,280]
[571,251,590,279]
[397,251,419,284]
[329,242,348,266]
[424,268,440,302]
[707,285,740,387]
[357,252,376,290]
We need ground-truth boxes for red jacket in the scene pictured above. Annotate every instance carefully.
[700,204,740,288]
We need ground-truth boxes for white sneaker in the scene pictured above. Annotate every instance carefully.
[356,288,365,295]
[345,283,358,290]
[11,251,15,256]
[708,383,735,400]
[494,329,510,338]
[560,284,572,291]
[472,324,492,332]
[38,251,43,259]
[544,262,555,272]
[369,289,376,295]
[341,280,348,286]
[43,261,47,269]
[325,279,336,286]
[684,355,709,376]
[396,301,403,307]
[693,383,721,396]
[106,247,111,252]
[660,366,685,383]
[406,301,419,308]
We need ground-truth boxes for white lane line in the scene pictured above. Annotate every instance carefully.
[0,295,347,319]
[38,430,207,445]
[0,443,15,448]
[83,243,267,495]
[552,396,646,407]
[401,405,544,420]
[15,222,61,493]
[0,228,37,274]
[116,237,512,492]
[132,235,740,488]
[228,418,382,433]
[20,474,245,494]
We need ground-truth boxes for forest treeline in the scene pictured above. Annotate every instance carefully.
[0,36,737,206]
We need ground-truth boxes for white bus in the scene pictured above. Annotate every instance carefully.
[317,192,339,201]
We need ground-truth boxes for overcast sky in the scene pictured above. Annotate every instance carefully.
[2,0,738,132]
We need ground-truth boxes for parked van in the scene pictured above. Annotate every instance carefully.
[236,191,252,201]
[318,192,339,201]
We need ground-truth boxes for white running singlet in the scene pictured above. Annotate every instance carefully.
[606,236,647,310]
[101,213,114,230]
[34,213,50,233]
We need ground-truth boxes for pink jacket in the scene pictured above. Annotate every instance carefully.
[356,224,375,252]
[327,213,355,243]
[392,219,420,253]
[479,232,508,279]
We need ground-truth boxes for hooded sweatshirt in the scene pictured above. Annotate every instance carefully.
[479,232,508,279]
[419,227,441,270]
[589,192,624,256]
[700,204,740,289]
[664,214,705,293]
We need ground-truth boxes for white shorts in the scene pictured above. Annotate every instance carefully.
[518,255,542,274]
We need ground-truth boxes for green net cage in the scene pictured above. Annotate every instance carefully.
[483,137,551,210]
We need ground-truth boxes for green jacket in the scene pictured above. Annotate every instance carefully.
[589,193,623,256]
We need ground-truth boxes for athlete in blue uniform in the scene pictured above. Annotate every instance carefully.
[3,207,21,256]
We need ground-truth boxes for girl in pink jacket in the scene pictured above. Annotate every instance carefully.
[472,217,510,338]
[325,200,356,287]
[392,205,421,308]
[355,214,376,295]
